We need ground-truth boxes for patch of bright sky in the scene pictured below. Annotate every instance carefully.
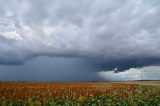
[98,66,160,81]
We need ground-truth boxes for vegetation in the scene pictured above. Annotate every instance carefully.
[0,82,160,106]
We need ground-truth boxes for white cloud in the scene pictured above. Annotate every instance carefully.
[0,31,22,41]
[98,66,160,81]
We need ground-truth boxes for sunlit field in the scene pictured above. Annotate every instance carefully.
[0,82,160,106]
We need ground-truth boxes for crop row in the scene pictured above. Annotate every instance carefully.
[0,82,160,106]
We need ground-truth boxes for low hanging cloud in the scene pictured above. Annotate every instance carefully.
[0,0,160,71]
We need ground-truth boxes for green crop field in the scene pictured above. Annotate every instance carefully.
[0,81,160,106]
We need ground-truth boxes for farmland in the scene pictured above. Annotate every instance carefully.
[0,82,160,106]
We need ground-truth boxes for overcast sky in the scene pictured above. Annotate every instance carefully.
[0,0,160,81]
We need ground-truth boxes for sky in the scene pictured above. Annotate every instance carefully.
[0,0,160,81]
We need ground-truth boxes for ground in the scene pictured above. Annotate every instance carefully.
[0,81,160,106]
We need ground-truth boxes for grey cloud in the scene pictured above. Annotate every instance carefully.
[0,0,160,71]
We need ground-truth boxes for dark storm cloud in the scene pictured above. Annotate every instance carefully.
[92,57,160,71]
[0,0,160,71]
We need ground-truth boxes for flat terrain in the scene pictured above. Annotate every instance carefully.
[115,80,160,86]
[0,81,160,106]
